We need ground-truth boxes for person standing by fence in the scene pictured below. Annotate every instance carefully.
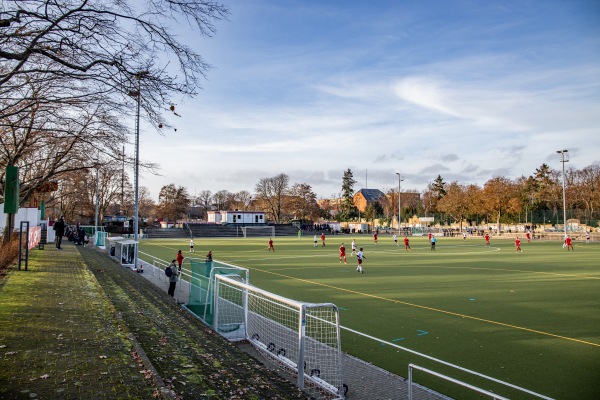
[205,251,213,277]
[166,260,178,296]
[53,216,65,249]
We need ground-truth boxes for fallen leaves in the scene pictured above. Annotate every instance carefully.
[140,369,153,380]
[29,374,50,381]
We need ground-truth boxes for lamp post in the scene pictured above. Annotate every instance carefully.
[396,173,403,235]
[94,154,99,245]
[557,149,569,235]
[128,72,146,270]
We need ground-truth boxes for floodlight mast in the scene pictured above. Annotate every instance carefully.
[94,153,99,244]
[128,71,147,270]
[396,173,403,235]
[557,149,569,235]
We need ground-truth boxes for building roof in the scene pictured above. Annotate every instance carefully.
[355,189,385,202]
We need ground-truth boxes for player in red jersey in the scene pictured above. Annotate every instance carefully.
[176,250,184,270]
[268,237,275,252]
[565,236,574,251]
[339,243,347,264]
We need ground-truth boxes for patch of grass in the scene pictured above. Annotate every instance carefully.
[139,235,600,400]
[80,246,308,399]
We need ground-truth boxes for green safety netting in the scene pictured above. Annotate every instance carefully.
[185,258,248,325]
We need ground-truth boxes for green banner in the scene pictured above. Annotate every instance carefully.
[3,166,19,214]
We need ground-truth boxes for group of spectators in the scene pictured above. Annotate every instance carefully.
[66,224,89,246]
[52,217,89,249]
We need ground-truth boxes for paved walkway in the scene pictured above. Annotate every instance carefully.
[0,245,157,399]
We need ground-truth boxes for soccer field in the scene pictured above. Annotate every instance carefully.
[138,235,600,400]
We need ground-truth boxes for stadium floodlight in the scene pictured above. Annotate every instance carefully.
[557,149,569,234]
[128,71,148,271]
[94,153,99,244]
[396,173,403,234]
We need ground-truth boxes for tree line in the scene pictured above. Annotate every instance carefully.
[28,161,599,232]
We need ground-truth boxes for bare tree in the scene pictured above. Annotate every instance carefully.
[138,186,157,225]
[570,165,600,223]
[194,189,212,219]
[1,0,227,235]
[212,190,232,211]
[255,173,289,223]
[157,184,190,222]
[1,0,229,128]
[232,190,253,211]
[287,183,320,222]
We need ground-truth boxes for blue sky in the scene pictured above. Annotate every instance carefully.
[138,0,600,201]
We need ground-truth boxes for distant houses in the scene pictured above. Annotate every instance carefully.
[353,189,386,212]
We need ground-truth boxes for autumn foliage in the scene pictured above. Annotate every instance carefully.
[0,236,20,270]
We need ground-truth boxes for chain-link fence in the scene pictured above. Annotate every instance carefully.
[407,209,599,229]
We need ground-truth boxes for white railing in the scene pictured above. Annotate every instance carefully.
[340,325,554,400]
[408,364,509,400]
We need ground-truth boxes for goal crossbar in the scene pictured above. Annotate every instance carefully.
[241,225,275,238]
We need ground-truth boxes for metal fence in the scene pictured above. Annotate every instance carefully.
[416,209,599,228]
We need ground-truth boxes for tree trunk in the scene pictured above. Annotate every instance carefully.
[2,214,15,244]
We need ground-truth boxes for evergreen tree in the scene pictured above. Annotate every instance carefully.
[339,169,357,221]
[431,175,447,199]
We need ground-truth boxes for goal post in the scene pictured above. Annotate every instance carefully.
[185,258,249,327]
[214,274,344,399]
[241,225,275,238]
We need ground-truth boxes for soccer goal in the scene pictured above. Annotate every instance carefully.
[214,274,345,399]
[185,258,249,328]
[240,225,275,238]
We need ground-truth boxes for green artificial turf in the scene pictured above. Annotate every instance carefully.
[138,234,600,400]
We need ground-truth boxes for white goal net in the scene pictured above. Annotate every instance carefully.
[214,274,345,399]
[240,225,275,238]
